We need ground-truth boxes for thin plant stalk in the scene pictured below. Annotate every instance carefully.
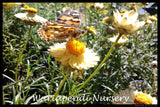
[15,25,32,83]
[48,71,70,104]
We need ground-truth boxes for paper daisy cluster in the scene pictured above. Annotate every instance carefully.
[145,15,157,24]
[104,6,146,46]
[112,9,145,34]
[48,39,100,70]
[14,5,47,25]
[114,89,157,104]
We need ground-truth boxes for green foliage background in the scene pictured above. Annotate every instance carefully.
[2,3,157,104]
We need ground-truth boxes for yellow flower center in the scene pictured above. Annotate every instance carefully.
[129,4,137,12]
[100,10,107,14]
[86,26,96,34]
[145,19,149,22]
[66,39,86,55]
[24,5,29,9]
[86,26,95,30]
[26,7,37,13]
[122,34,126,38]
[134,93,153,104]
[120,10,127,13]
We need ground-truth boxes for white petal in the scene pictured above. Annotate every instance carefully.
[128,11,138,24]
[120,17,128,26]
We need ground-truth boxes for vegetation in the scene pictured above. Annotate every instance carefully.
[2,3,157,104]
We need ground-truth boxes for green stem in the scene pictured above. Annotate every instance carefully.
[71,34,122,96]
[3,91,5,104]
[15,25,32,82]
[151,69,157,94]
[48,72,70,104]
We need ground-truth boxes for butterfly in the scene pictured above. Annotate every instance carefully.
[37,8,86,42]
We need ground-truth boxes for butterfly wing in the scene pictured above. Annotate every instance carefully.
[37,21,81,41]
[38,21,70,41]
[37,8,84,42]
[55,8,81,28]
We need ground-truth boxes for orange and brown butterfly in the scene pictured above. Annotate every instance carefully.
[37,8,86,42]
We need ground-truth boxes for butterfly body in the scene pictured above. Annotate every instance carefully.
[37,8,85,42]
